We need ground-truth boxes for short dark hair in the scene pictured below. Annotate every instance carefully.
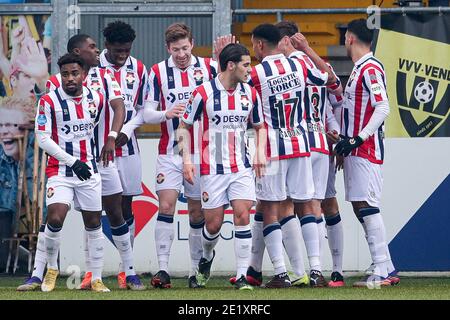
[219,43,250,71]
[347,18,373,45]
[103,20,136,44]
[165,23,193,45]
[275,21,298,38]
[252,23,281,47]
[57,53,86,70]
[67,34,91,53]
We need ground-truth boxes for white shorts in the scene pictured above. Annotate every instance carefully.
[98,162,123,196]
[45,173,102,212]
[311,152,329,200]
[200,168,256,209]
[155,154,201,200]
[256,157,314,202]
[116,154,143,196]
[343,155,383,208]
[325,156,337,199]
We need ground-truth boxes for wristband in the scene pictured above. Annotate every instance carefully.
[108,131,118,139]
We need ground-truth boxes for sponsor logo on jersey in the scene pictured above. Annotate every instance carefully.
[61,123,95,136]
[37,115,47,126]
[111,80,121,91]
[267,72,301,95]
[371,83,382,95]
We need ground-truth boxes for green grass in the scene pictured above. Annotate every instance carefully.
[1,275,450,300]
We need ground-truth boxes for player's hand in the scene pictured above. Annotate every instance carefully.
[71,159,92,181]
[213,34,237,61]
[335,154,344,172]
[100,136,115,167]
[115,132,129,148]
[326,130,340,145]
[183,163,195,185]
[14,37,48,81]
[253,153,266,178]
[334,134,363,157]
[290,32,309,51]
[165,104,185,119]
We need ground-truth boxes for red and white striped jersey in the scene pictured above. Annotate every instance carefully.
[289,52,339,155]
[36,86,105,178]
[46,67,123,160]
[99,50,148,157]
[149,55,217,156]
[182,78,263,175]
[250,53,325,160]
[341,52,388,164]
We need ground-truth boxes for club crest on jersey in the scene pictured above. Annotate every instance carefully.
[47,187,54,198]
[240,94,250,110]
[193,68,204,84]
[125,72,135,86]
[202,192,209,203]
[88,101,97,118]
[90,80,101,92]
[156,173,165,184]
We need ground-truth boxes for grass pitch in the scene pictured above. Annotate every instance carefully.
[1,274,450,300]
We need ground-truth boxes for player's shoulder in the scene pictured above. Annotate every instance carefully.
[85,86,102,101]
[128,55,147,72]
[46,73,61,89]
[360,55,385,74]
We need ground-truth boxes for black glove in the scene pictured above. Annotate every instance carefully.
[334,135,363,157]
[71,160,92,181]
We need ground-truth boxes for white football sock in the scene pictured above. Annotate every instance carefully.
[326,213,344,274]
[249,212,265,273]
[126,217,135,248]
[189,220,204,277]
[202,226,220,261]
[300,214,321,272]
[86,225,105,281]
[280,215,305,277]
[155,213,174,272]
[317,216,326,258]
[234,225,252,278]
[111,222,136,277]
[361,208,389,278]
[44,224,61,270]
[263,223,286,275]
[31,225,47,280]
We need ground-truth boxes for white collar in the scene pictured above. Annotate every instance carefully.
[100,49,131,70]
[58,86,88,101]
[261,53,286,63]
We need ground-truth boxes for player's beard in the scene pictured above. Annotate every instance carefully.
[64,83,82,96]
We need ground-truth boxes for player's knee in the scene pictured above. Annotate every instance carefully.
[159,201,176,215]
[47,216,64,229]
[205,222,221,235]
[322,198,339,216]
[188,206,203,222]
